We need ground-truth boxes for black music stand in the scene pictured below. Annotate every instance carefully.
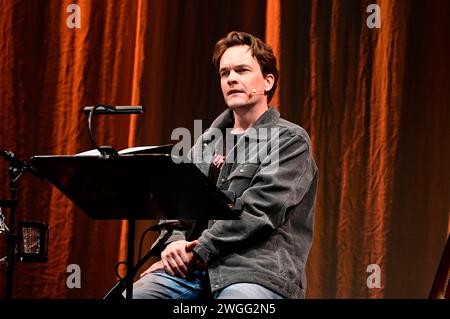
[29,152,241,300]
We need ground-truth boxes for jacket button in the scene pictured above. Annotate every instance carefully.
[203,143,208,147]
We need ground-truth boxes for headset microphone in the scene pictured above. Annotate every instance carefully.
[249,88,265,97]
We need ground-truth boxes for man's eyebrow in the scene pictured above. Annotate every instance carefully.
[234,64,252,69]
[219,64,252,72]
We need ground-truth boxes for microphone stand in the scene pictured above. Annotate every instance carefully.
[0,150,37,299]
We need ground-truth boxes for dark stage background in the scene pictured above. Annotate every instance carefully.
[0,0,449,298]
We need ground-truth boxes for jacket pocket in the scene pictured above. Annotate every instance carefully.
[227,163,260,197]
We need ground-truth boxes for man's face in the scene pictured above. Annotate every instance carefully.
[219,45,270,109]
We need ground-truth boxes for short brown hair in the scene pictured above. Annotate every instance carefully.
[212,31,278,103]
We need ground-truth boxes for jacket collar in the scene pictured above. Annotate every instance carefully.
[203,107,280,142]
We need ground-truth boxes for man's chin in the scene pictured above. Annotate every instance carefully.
[226,102,250,109]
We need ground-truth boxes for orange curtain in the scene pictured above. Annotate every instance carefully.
[0,0,448,298]
[272,0,450,298]
[0,0,266,298]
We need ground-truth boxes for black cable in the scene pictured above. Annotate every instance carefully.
[112,226,163,286]
[138,226,158,261]
[114,261,128,281]
[87,104,117,157]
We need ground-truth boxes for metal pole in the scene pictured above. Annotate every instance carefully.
[5,164,20,299]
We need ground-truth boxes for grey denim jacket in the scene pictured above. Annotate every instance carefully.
[155,107,318,299]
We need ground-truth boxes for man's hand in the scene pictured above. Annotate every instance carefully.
[140,240,199,278]
[140,260,165,277]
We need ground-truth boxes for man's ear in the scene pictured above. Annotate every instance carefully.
[264,74,275,93]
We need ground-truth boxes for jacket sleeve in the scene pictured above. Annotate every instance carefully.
[193,130,317,263]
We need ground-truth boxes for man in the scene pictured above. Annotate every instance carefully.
[130,31,318,299]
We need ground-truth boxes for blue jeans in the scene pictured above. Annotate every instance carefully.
[125,270,285,299]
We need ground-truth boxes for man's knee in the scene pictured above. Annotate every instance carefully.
[214,283,284,299]
[122,270,205,299]
[122,272,169,299]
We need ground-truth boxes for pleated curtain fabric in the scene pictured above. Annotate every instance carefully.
[0,0,448,298]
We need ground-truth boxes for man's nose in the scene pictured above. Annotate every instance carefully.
[227,71,238,84]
